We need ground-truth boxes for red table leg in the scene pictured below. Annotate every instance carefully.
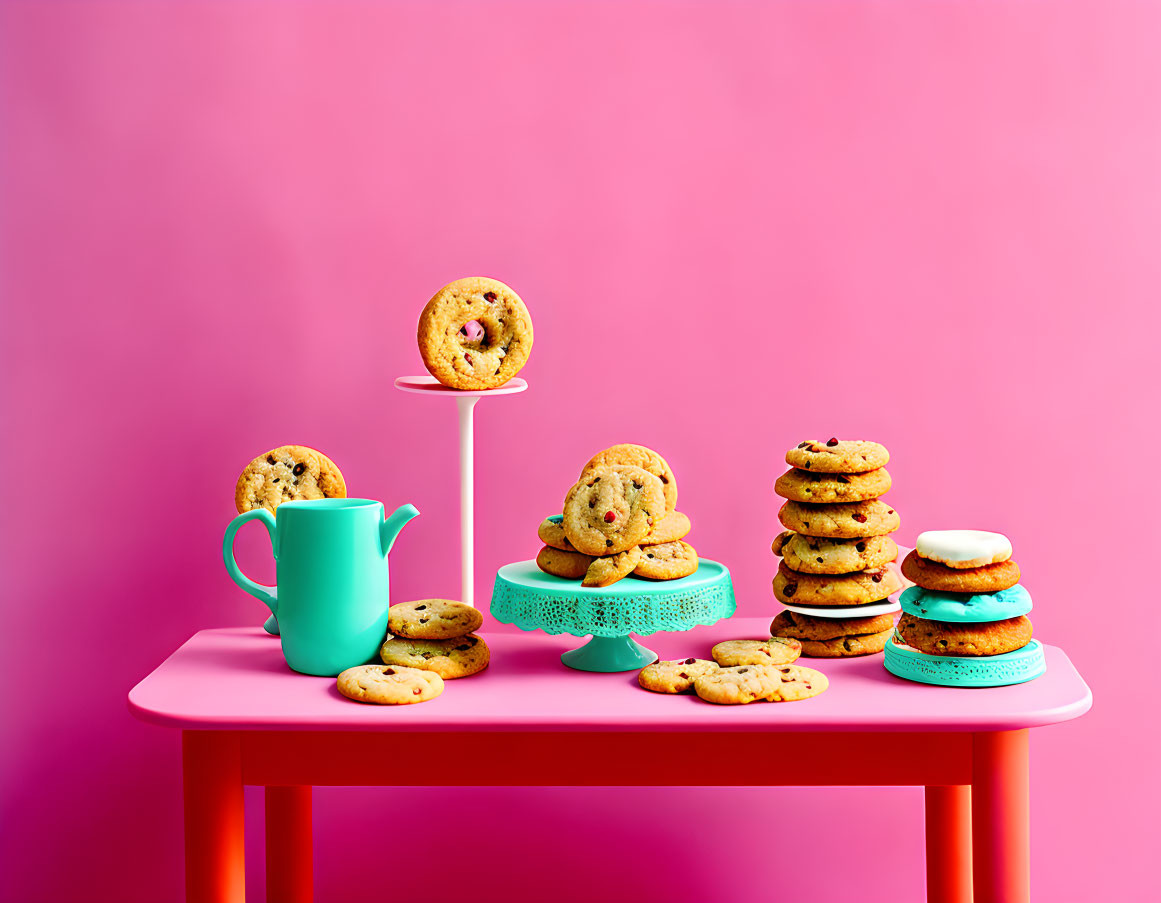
[265,786,313,903]
[925,785,972,903]
[183,731,245,903]
[971,730,1030,903]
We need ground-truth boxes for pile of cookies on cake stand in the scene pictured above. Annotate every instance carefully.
[769,439,903,657]
[534,444,698,586]
[885,530,1045,686]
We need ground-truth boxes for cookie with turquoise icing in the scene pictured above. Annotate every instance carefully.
[900,585,1032,624]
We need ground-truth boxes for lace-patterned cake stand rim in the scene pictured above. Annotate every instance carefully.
[884,636,1046,688]
[490,559,737,672]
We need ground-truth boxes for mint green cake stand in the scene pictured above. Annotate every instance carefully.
[490,559,736,672]
[884,635,1046,688]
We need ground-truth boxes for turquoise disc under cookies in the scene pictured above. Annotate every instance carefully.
[899,584,1032,623]
[884,635,1045,687]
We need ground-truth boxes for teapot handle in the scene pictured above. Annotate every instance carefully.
[222,509,279,623]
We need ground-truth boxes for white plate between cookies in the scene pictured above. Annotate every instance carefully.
[782,597,902,619]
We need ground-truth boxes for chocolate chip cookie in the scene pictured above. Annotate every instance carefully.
[772,560,901,606]
[797,627,894,658]
[336,664,444,705]
[778,500,899,539]
[638,658,719,694]
[580,444,678,513]
[379,634,490,678]
[583,545,642,587]
[234,445,347,515]
[387,599,482,640]
[785,439,889,473]
[416,276,533,390]
[646,510,691,544]
[537,515,578,552]
[562,465,666,555]
[774,467,891,503]
[896,613,1033,657]
[710,637,802,667]
[772,531,898,575]
[769,609,895,642]
[694,664,829,705]
[901,550,1021,593]
[633,540,699,580]
[535,546,594,579]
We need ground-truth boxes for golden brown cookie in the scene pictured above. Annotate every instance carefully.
[336,664,444,705]
[583,546,642,587]
[778,500,899,539]
[785,439,889,474]
[896,613,1033,657]
[562,465,666,555]
[710,637,802,667]
[798,627,894,658]
[580,444,678,513]
[537,516,578,552]
[774,468,891,503]
[387,599,482,640]
[234,445,346,515]
[769,609,895,641]
[647,511,692,544]
[772,531,898,575]
[416,276,533,390]
[694,664,828,705]
[638,658,720,693]
[536,546,594,579]
[772,560,901,606]
[379,634,490,678]
[633,540,699,580]
[900,550,1020,593]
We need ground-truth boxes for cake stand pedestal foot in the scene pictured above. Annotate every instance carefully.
[561,635,657,672]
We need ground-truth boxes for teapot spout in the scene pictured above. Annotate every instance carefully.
[380,503,420,555]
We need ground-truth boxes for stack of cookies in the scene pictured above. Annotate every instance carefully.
[535,444,699,587]
[886,530,1041,686]
[337,599,490,705]
[638,638,829,705]
[769,439,902,657]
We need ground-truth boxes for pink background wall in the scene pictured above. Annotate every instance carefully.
[2,1,1158,900]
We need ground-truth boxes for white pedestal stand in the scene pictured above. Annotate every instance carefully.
[394,375,528,606]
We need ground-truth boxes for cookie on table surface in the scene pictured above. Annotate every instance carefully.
[387,599,482,640]
[536,546,593,579]
[769,609,895,642]
[537,515,578,552]
[916,530,1013,569]
[773,560,901,607]
[711,637,802,667]
[646,510,692,544]
[778,500,899,539]
[694,664,828,705]
[634,540,698,580]
[583,546,642,587]
[638,658,720,694]
[235,445,347,515]
[785,439,889,474]
[562,465,666,555]
[379,634,490,679]
[896,613,1033,657]
[901,550,1020,593]
[336,664,444,705]
[774,468,891,504]
[580,444,678,513]
[416,276,533,390]
[798,627,894,658]
[772,531,898,575]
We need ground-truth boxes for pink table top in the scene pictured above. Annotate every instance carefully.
[128,619,1091,733]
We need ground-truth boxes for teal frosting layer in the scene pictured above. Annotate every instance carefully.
[900,584,1032,624]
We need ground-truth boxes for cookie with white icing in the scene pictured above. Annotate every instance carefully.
[916,530,1012,569]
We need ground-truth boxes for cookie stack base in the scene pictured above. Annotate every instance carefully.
[883,636,1046,688]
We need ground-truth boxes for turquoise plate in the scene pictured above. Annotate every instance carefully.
[900,584,1032,623]
[884,636,1046,688]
